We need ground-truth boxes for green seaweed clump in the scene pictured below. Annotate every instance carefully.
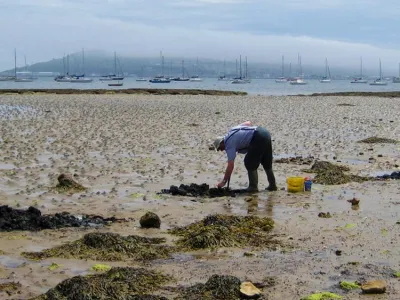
[31,267,170,300]
[303,161,369,185]
[339,281,360,290]
[175,274,242,300]
[358,136,398,144]
[301,292,342,300]
[169,214,277,250]
[22,232,172,262]
[0,282,21,296]
[394,271,400,278]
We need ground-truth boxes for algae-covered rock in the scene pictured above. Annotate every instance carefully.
[140,212,161,229]
[175,274,242,300]
[91,264,112,272]
[22,232,172,262]
[300,292,342,300]
[53,173,86,193]
[31,267,171,300]
[360,280,387,294]
[169,214,277,250]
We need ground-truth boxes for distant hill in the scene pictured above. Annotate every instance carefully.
[0,51,364,79]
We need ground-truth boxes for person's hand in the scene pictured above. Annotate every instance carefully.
[217,181,226,188]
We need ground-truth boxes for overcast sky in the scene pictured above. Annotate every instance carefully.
[1,0,400,74]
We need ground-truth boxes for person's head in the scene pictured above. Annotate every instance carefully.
[213,137,225,151]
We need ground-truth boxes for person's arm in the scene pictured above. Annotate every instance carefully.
[217,160,235,188]
[240,121,252,126]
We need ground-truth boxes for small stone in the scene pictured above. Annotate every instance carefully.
[377,154,383,158]
[139,212,161,228]
[359,152,364,155]
[244,252,256,257]
[318,212,332,218]
[361,280,387,294]
[240,281,261,299]
[335,250,342,256]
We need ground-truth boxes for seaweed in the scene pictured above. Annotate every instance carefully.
[159,183,236,198]
[300,292,342,300]
[175,274,242,300]
[51,173,86,194]
[302,161,369,185]
[169,214,277,250]
[0,282,21,296]
[31,267,171,300]
[22,232,172,262]
[339,281,360,290]
[358,137,398,144]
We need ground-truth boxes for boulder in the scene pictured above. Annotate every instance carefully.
[140,212,161,229]
[240,281,261,299]
[361,280,387,294]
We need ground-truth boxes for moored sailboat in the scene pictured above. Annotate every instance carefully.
[351,57,368,83]
[370,59,388,86]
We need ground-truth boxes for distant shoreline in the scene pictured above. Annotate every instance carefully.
[0,88,247,96]
[306,91,400,98]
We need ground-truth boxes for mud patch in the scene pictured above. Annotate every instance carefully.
[357,137,398,144]
[160,183,236,198]
[0,206,125,231]
[31,267,171,300]
[22,232,172,262]
[303,161,369,185]
[169,214,279,250]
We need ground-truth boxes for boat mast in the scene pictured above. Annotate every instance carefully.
[325,58,328,77]
[235,59,238,77]
[360,56,363,78]
[245,56,248,79]
[14,48,17,79]
[239,55,242,79]
[114,51,117,75]
[182,60,185,78]
[82,48,85,75]
[379,58,382,79]
[281,55,284,77]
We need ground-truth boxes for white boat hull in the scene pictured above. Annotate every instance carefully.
[289,79,307,85]
[319,79,331,83]
[370,82,388,86]
[15,78,33,82]
[275,79,287,83]
[351,80,368,83]
[189,78,203,82]
[70,78,93,83]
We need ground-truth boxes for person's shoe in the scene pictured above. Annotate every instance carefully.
[266,185,278,191]
[246,170,258,192]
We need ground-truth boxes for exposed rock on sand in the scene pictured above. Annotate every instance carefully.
[0,206,123,231]
[360,280,387,294]
[140,212,161,229]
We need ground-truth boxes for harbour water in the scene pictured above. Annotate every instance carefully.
[1,77,400,95]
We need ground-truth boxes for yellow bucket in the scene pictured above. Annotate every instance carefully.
[287,177,305,193]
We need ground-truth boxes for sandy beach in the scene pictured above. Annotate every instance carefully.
[0,93,399,299]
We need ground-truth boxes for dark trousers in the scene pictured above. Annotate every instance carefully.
[244,127,276,186]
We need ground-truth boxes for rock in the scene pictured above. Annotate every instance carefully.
[318,212,332,218]
[240,281,261,299]
[56,173,85,190]
[140,212,161,229]
[361,280,387,294]
[347,197,360,205]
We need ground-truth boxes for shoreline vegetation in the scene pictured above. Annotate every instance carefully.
[308,91,400,97]
[0,88,247,96]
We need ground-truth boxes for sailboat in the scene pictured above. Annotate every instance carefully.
[189,58,203,82]
[70,49,93,83]
[172,60,190,81]
[289,54,307,85]
[320,58,331,83]
[393,63,400,83]
[218,60,230,81]
[13,50,33,82]
[275,55,287,82]
[370,59,388,86]
[149,52,171,83]
[100,52,124,81]
[136,66,148,81]
[351,57,368,83]
[232,55,248,84]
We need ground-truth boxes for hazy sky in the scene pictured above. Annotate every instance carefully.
[1,0,400,74]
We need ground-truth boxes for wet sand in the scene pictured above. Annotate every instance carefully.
[0,93,399,299]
